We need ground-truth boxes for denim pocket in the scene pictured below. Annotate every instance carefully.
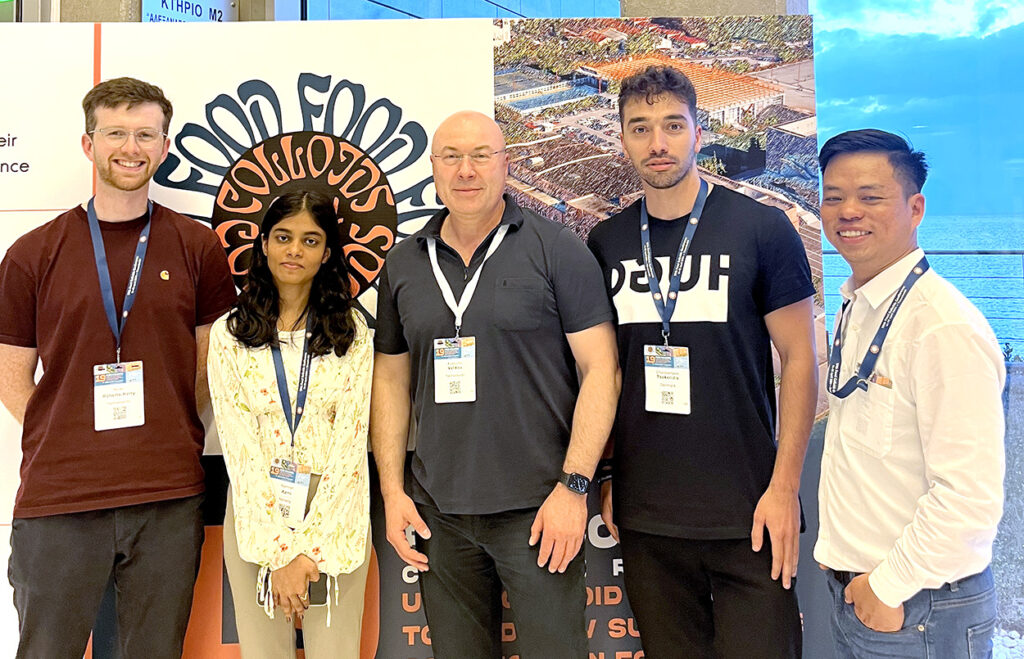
[834,583,929,657]
[966,617,995,658]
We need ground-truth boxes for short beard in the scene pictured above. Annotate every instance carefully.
[96,162,153,193]
[642,168,687,190]
[640,152,696,190]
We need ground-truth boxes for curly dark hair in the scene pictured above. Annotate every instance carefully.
[227,190,356,357]
[618,65,698,126]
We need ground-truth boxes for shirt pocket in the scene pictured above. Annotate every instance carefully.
[847,380,896,458]
[492,277,545,331]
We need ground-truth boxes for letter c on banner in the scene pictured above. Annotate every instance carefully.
[402,565,419,584]
[588,513,617,549]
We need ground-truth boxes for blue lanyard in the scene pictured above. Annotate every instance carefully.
[827,256,929,398]
[639,178,709,345]
[86,198,153,363]
[271,327,313,445]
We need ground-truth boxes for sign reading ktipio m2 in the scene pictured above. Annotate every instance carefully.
[142,0,236,22]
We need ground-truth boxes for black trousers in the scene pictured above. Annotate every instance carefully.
[417,503,588,659]
[620,528,802,659]
[8,495,204,659]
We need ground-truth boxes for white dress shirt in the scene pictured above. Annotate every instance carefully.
[814,248,1005,608]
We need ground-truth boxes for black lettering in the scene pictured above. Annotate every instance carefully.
[174,123,233,177]
[608,262,626,297]
[298,73,334,132]
[351,97,403,156]
[205,93,257,157]
[380,121,427,176]
[322,78,366,138]
[155,152,219,197]
[707,254,730,290]
[677,253,702,292]
[631,258,661,293]
[238,80,283,141]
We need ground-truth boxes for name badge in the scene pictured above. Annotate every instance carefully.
[643,345,690,414]
[93,361,145,431]
[434,336,476,403]
[270,457,312,528]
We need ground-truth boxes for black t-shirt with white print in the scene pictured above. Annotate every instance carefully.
[587,184,815,539]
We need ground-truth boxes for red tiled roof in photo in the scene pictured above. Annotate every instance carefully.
[583,55,783,112]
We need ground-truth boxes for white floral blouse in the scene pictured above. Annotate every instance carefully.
[208,311,372,577]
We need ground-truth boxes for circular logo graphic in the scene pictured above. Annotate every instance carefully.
[211,131,397,297]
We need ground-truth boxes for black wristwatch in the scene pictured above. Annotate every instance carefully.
[559,471,591,495]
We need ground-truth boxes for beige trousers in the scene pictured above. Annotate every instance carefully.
[223,492,370,659]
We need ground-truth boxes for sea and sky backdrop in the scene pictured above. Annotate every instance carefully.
[811,0,1024,356]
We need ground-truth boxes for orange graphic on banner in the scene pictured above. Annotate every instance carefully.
[173,526,381,658]
[181,526,240,658]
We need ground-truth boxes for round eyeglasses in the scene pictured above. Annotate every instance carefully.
[88,127,166,148]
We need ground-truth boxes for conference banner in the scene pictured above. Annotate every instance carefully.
[0,16,820,658]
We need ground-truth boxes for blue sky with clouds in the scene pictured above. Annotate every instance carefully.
[810,0,1024,215]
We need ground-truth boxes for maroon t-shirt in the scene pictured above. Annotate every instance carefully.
[0,203,237,518]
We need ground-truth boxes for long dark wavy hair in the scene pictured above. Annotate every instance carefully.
[227,190,356,357]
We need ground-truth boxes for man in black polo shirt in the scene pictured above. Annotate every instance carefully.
[587,66,817,657]
[371,110,620,658]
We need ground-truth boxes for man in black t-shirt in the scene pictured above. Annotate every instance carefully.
[587,66,817,658]
[371,110,620,658]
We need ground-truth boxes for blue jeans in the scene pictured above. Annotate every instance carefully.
[826,567,997,658]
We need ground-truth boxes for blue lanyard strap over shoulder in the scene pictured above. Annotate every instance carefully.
[86,197,153,362]
[271,327,313,446]
[640,178,709,345]
[826,256,929,398]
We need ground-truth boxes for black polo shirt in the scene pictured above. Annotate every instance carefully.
[375,196,613,514]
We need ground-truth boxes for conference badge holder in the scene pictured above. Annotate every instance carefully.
[426,223,508,405]
[434,337,476,403]
[93,361,145,430]
[269,457,312,529]
[643,345,690,414]
[86,197,153,432]
[639,179,707,416]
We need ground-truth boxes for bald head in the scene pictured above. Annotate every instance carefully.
[431,110,505,154]
[429,110,509,224]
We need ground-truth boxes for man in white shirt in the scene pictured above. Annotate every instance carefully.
[815,128,1005,658]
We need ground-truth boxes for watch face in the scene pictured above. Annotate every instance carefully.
[566,473,589,494]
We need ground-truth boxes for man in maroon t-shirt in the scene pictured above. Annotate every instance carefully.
[0,78,236,658]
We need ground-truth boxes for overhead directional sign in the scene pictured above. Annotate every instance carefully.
[142,0,237,22]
